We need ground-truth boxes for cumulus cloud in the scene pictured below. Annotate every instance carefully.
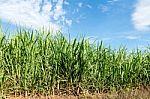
[0,0,71,30]
[132,0,150,31]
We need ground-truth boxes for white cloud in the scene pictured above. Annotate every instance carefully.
[75,14,86,24]
[108,0,119,3]
[125,35,140,40]
[102,37,112,41]
[53,0,65,20]
[87,4,92,9]
[0,0,71,30]
[78,2,83,8]
[107,0,119,5]
[65,19,72,26]
[132,0,150,31]
[100,5,109,12]
[118,32,141,40]
[64,1,69,5]
[113,0,118,1]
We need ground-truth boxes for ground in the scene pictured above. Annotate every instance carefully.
[2,85,150,99]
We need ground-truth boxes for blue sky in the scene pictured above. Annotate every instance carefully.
[0,0,150,49]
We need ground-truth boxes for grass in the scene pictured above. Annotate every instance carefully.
[0,29,150,97]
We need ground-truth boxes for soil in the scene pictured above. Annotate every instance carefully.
[2,85,150,99]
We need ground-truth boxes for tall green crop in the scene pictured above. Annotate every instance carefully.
[0,29,150,96]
